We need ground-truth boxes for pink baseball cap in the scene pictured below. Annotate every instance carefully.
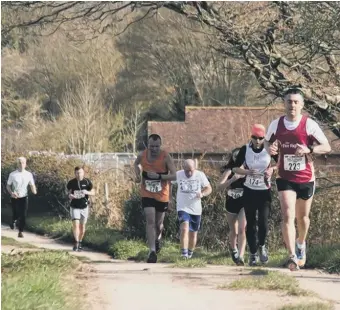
[251,124,266,137]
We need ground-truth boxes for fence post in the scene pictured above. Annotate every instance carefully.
[104,182,109,207]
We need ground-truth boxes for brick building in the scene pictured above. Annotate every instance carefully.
[148,106,340,169]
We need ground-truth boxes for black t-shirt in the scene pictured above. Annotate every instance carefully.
[67,178,93,209]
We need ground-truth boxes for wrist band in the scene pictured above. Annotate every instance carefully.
[308,145,314,154]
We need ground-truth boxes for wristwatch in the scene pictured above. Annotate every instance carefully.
[308,145,314,154]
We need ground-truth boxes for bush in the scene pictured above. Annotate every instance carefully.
[2,152,340,258]
[1,152,82,216]
[1,152,130,228]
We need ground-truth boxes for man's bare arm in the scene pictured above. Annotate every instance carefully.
[311,142,331,155]
[30,184,37,195]
[134,152,143,183]
[201,184,212,197]
[6,184,17,198]
[162,154,177,181]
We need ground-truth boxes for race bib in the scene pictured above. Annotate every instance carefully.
[245,175,265,187]
[284,155,306,171]
[227,189,244,199]
[179,179,200,193]
[73,190,85,199]
[145,180,162,193]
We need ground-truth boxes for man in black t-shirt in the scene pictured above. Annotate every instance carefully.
[67,166,95,251]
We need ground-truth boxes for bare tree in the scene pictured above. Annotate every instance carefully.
[59,78,124,154]
[3,1,339,138]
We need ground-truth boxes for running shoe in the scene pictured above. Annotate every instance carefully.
[258,245,269,264]
[248,253,258,266]
[78,241,83,251]
[18,232,24,238]
[73,242,79,252]
[237,257,245,266]
[296,240,306,267]
[10,220,16,230]
[287,255,300,271]
[188,250,194,259]
[147,251,157,263]
[231,249,240,265]
[155,239,162,254]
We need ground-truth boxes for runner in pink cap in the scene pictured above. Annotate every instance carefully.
[232,124,278,266]
[251,124,266,138]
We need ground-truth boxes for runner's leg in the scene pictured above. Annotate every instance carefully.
[244,205,258,255]
[258,192,271,246]
[295,196,313,266]
[257,194,271,263]
[144,207,156,252]
[72,220,80,242]
[180,222,189,257]
[78,208,88,249]
[295,198,313,245]
[188,231,198,252]
[279,190,297,256]
[226,212,238,250]
[11,198,18,229]
[188,214,200,258]
[237,208,247,259]
[155,210,165,241]
[16,197,28,234]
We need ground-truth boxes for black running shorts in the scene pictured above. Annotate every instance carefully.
[142,197,168,212]
[225,196,244,214]
[276,178,315,200]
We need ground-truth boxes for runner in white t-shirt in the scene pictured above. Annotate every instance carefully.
[6,157,37,238]
[171,159,212,259]
[264,87,331,271]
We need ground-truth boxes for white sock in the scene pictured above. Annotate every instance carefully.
[297,241,305,249]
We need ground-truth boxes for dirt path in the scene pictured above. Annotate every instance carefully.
[2,225,340,310]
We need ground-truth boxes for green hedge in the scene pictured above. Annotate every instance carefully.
[2,152,340,254]
[1,152,83,216]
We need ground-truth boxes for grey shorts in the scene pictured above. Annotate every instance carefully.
[70,207,89,224]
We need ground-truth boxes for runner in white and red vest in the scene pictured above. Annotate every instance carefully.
[265,87,331,271]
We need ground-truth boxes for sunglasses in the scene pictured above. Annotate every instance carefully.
[251,135,264,140]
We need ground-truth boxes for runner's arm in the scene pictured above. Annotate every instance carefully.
[29,173,37,195]
[30,184,37,195]
[217,169,234,191]
[199,172,212,197]
[308,121,331,154]
[310,143,331,154]
[264,119,279,155]
[231,146,251,175]
[134,152,143,182]
[201,183,212,197]
[232,165,251,176]
[162,154,177,181]
[6,174,18,198]
[67,181,75,199]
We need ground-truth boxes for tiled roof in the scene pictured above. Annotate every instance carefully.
[148,106,340,154]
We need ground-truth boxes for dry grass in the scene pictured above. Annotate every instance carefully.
[220,269,312,296]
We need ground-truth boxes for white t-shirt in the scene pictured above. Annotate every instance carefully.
[174,170,210,215]
[7,170,35,198]
[265,115,328,144]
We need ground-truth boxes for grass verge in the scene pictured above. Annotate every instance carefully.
[1,236,37,248]
[1,250,81,310]
[221,269,311,296]
[278,302,334,310]
[2,209,339,273]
